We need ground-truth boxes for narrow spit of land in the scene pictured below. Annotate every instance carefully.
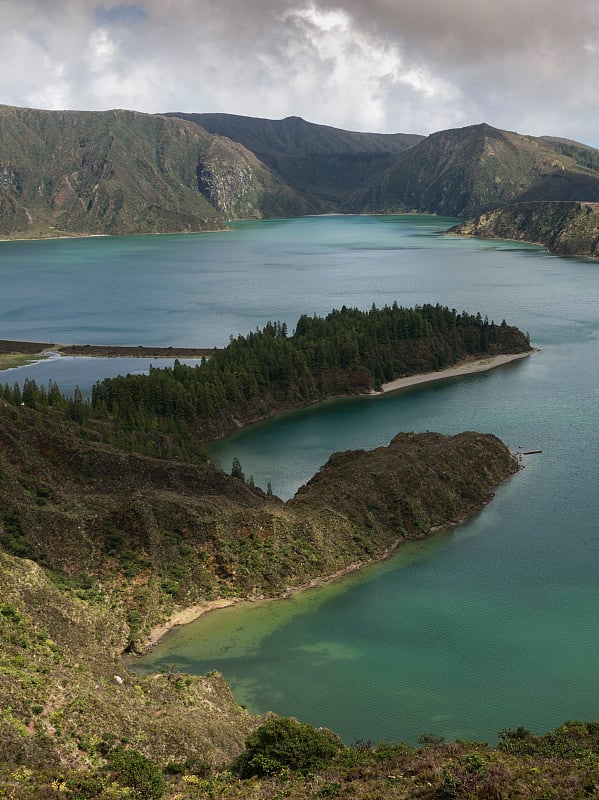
[0,339,221,369]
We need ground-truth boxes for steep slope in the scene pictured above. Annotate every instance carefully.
[0,549,253,770]
[450,200,599,257]
[4,398,599,798]
[346,123,599,216]
[0,105,310,238]
[0,398,519,652]
[168,112,423,205]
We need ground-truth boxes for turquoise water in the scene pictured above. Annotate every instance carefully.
[1,215,508,347]
[2,216,599,744]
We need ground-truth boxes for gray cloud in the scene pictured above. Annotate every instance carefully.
[0,0,598,146]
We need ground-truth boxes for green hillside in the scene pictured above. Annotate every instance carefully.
[3,107,599,237]
[450,200,599,257]
[169,112,422,205]
[3,395,599,799]
[0,106,309,238]
[346,123,599,216]
[2,303,598,798]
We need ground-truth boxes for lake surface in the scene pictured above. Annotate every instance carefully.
[2,215,598,745]
[0,354,203,398]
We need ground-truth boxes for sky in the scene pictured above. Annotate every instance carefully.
[1,0,598,146]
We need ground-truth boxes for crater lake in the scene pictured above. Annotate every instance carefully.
[2,214,598,744]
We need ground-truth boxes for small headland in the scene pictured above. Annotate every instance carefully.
[0,338,221,369]
[449,200,599,258]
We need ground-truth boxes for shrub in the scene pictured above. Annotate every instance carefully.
[233,717,342,778]
[107,747,165,799]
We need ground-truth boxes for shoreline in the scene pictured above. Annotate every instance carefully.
[376,351,533,395]
[141,443,523,653]
[141,536,408,652]
[0,339,219,366]
[139,352,534,652]
[0,226,229,244]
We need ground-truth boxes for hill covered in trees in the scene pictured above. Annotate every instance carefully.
[85,303,530,447]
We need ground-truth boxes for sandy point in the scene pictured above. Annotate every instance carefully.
[377,351,535,395]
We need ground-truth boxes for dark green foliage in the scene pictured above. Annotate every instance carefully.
[554,143,599,173]
[107,747,165,799]
[89,304,530,446]
[233,717,342,777]
[1,304,529,466]
[1,511,33,559]
[231,457,245,481]
[498,720,599,759]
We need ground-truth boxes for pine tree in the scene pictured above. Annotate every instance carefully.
[231,457,245,482]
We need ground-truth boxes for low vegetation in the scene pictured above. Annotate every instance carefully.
[4,106,599,238]
[0,105,310,239]
[346,123,599,217]
[1,302,592,798]
[451,200,599,258]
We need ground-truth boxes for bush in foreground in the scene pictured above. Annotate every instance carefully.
[233,717,342,778]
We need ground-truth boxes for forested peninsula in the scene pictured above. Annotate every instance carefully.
[5,303,593,800]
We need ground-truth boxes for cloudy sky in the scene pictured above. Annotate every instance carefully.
[2,0,598,145]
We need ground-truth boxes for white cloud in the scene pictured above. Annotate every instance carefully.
[0,0,598,146]
[85,28,118,73]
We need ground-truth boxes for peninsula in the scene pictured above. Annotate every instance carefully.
[450,200,599,258]
[7,303,589,800]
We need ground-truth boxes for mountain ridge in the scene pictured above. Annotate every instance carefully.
[3,105,599,239]
[167,111,423,206]
[0,105,312,238]
[345,122,599,216]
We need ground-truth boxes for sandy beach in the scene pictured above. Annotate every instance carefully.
[377,351,533,395]
[142,543,404,652]
[144,598,243,649]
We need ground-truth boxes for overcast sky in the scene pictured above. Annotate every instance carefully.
[2,0,598,146]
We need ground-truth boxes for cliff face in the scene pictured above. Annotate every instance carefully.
[170,112,422,206]
[0,106,309,238]
[450,201,599,257]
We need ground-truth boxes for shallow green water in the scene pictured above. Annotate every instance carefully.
[3,215,598,744]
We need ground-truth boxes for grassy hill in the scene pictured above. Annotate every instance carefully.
[450,200,599,257]
[167,112,423,206]
[346,123,599,216]
[3,107,599,237]
[0,106,310,238]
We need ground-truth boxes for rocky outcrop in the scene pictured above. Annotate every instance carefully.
[450,201,599,257]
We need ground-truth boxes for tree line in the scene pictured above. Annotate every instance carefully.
[1,303,530,455]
